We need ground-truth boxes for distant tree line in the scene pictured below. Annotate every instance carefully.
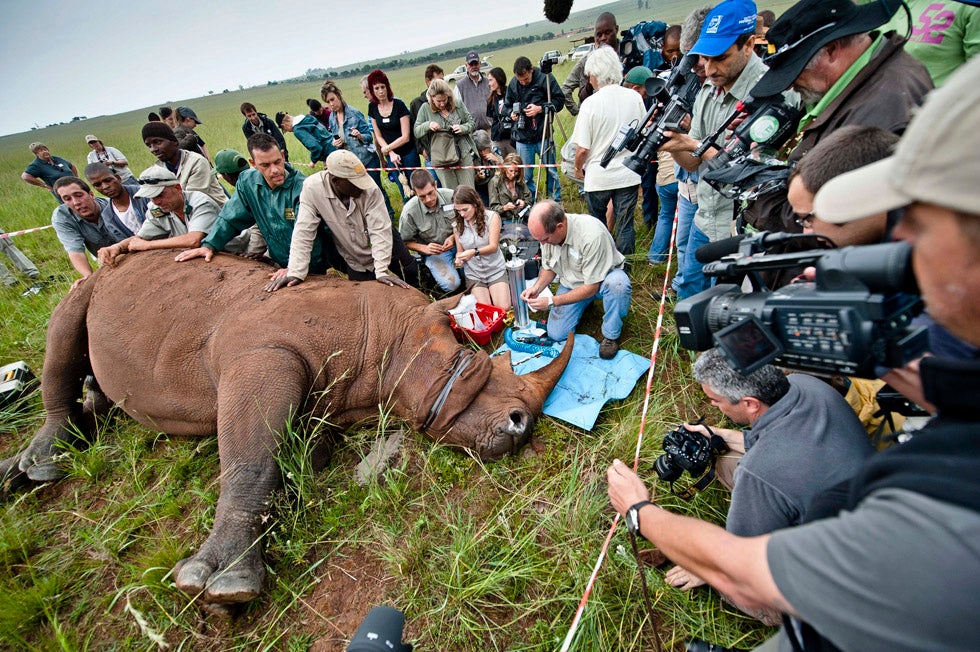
[283,32,556,83]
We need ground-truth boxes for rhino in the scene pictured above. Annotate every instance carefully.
[1,250,571,605]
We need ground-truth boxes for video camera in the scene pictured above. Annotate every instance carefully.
[347,605,412,652]
[674,234,928,378]
[597,52,703,174]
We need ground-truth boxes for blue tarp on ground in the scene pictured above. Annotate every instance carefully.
[494,333,650,431]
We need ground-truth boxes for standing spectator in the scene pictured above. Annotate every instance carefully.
[399,169,461,293]
[84,135,134,182]
[142,122,227,207]
[561,12,620,115]
[176,107,210,162]
[410,64,445,182]
[505,57,565,202]
[22,142,77,202]
[883,0,979,86]
[84,163,148,238]
[276,111,335,167]
[489,153,532,221]
[305,99,331,129]
[159,107,177,129]
[321,80,394,218]
[367,69,420,201]
[486,67,515,153]
[571,46,646,259]
[452,185,510,309]
[241,102,289,161]
[414,79,478,191]
[453,51,493,132]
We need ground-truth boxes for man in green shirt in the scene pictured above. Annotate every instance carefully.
[175,134,333,283]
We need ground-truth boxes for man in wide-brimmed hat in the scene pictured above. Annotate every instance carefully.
[742,0,933,244]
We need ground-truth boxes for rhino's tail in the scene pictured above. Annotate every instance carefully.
[18,279,98,481]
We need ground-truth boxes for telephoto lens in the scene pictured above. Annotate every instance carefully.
[347,605,412,652]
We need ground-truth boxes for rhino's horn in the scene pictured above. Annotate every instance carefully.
[522,332,574,407]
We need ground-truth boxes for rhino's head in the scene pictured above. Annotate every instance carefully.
[409,298,573,461]
[442,337,572,460]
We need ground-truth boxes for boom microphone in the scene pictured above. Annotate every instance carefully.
[544,0,574,23]
[694,232,819,263]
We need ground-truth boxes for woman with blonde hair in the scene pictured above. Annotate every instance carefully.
[489,153,532,221]
[452,185,510,309]
[414,78,477,190]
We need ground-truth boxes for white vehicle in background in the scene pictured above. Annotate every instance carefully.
[540,50,567,68]
[570,43,594,61]
[446,58,493,83]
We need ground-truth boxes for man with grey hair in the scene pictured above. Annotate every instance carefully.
[661,348,871,623]
[570,45,646,259]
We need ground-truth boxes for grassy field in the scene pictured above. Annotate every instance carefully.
[0,1,801,649]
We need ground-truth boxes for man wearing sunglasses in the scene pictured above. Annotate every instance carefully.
[742,0,933,242]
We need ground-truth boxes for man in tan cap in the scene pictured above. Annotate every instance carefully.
[98,167,236,267]
[84,135,134,182]
[267,150,422,291]
[607,56,980,652]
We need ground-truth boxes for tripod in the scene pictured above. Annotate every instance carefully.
[533,69,570,203]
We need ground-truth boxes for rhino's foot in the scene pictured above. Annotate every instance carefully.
[17,421,85,482]
[82,375,113,420]
[174,551,265,604]
[0,453,30,497]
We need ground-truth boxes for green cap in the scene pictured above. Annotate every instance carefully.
[213,149,249,175]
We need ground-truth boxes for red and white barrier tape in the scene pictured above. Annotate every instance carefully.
[292,161,560,171]
[559,203,681,652]
[0,224,54,240]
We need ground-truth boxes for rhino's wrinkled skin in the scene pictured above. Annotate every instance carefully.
[2,250,571,605]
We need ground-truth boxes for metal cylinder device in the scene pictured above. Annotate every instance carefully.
[506,258,530,329]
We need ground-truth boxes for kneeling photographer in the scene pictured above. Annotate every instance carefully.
[608,57,980,651]
[657,349,871,623]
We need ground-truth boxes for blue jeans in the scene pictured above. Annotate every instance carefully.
[585,186,639,258]
[424,247,461,292]
[640,160,659,227]
[516,140,561,202]
[671,194,697,292]
[648,182,678,264]
[676,224,711,300]
[546,269,632,341]
[387,147,421,200]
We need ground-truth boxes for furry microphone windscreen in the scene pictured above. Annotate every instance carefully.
[544,0,574,23]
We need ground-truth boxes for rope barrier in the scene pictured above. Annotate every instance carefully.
[559,201,681,652]
[0,224,55,240]
[291,161,561,172]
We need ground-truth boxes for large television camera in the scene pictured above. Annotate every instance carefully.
[597,52,703,174]
[674,233,928,378]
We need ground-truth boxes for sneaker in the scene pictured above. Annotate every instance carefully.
[599,337,619,359]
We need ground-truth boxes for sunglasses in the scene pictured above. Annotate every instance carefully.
[137,178,172,185]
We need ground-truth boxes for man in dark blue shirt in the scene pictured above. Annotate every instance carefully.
[22,142,77,203]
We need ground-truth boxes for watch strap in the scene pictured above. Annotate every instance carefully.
[626,500,654,537]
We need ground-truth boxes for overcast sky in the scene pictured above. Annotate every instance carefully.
[0,0,611,137]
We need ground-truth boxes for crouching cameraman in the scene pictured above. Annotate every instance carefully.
[608,57,980,651]
[658,349,871,623]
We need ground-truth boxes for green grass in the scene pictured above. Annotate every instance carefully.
[0,1,804,648]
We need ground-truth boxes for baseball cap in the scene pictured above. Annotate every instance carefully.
[751,0,897,97]
[466,50,480,64]
[85,134,100,143]
[326,150,374,190]
[213,149,250,175]
[814,56,980,224]
[134,166,180,199]
[176,106,203,124]
[624,66,654,86]
[689,0,758,57]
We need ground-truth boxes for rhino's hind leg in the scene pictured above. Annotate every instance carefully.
[19,281,97,482]
[174,349,312,604]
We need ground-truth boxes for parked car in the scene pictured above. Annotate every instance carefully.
[570,43,594,61]
[446,59,493,83]
[540,49,567,68]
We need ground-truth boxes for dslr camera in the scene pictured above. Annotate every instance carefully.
[674,235,928,378]
[654,422,728,499]
[512,102,526,131]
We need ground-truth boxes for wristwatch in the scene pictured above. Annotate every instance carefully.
[625,500,654,538]
[473,248,480,257]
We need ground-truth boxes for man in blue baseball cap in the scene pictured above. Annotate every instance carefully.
[659,0,767,300]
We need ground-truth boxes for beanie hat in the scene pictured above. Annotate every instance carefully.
[141,122,178,142]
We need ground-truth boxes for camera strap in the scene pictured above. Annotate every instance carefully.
[626,528,664,652]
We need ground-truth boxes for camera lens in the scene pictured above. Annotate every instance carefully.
[653,454,682,483]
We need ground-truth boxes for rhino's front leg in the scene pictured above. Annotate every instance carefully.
[174,351,312,604]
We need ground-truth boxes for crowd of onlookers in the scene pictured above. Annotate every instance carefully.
[9,0,980,647]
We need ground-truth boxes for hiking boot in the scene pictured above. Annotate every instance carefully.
[599,337,619,359]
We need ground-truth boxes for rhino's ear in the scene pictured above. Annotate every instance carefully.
[426,294,464,315]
